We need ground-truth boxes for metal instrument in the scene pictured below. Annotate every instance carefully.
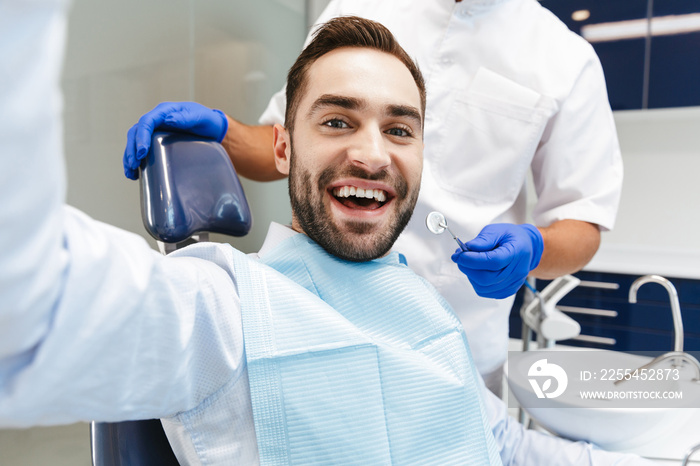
[425,211,467,251]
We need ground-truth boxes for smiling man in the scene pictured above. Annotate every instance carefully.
[278,44,424,261]
[0,3,651,465]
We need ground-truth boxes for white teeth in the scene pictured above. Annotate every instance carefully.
[332,185,388,203]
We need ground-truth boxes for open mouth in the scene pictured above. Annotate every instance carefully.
[331,185,390,211]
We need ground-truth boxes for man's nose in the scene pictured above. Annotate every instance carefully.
[347,127,391,173]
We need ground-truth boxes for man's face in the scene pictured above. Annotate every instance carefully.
[273,47,424,261]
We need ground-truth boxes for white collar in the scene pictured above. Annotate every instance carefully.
[252,221,405,265]
[254,222,301,260]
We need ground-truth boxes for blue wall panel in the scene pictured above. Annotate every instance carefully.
[539,0,700,110]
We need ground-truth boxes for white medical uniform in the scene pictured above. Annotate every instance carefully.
[259,0,623,386]
[0,1,648,465]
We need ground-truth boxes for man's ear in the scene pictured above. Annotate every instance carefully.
[272,123,291,176]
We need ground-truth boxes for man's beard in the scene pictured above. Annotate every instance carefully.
[288,147,419,262]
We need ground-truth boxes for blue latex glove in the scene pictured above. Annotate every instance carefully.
[451,223,543,299]
[123,102,228,180]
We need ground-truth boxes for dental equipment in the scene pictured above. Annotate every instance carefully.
[425,211,467,250]
[521,274,582,347]
[518,275,581,426]
[616,275,700,385]
[425,211,580,344]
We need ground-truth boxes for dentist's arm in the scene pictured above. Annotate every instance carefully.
[221,116,281,181]
[122,1,346,184]
[451,219,599,299]
[534,219,600,279]
[122,102,281,181]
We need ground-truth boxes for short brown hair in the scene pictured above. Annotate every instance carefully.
[284,16,426,132]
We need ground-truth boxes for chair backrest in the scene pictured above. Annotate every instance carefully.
[91,132,253,465]
[91,420,179,466]
[140,131,253,244]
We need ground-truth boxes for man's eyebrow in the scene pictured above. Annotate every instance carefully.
[388,104,422,130]
[307,94,423,130]
[308,94,365,116]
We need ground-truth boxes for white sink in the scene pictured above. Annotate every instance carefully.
[506,347,700,451]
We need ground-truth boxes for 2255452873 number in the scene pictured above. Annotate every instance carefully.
[599,367,680,382]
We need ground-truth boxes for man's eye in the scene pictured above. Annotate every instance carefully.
[387,127,411,137]
[323,119,349,129]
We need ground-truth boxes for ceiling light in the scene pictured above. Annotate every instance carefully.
[572,10,591,22]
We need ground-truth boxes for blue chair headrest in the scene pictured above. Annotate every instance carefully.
[139,131,253,243]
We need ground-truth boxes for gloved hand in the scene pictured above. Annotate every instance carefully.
[123,102,228,180]
[451,223,543,299]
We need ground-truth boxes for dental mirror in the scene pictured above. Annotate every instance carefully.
[426,211,467,251]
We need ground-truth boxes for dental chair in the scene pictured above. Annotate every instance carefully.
[90,131,253,466]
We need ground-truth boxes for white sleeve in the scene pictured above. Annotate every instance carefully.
[0,0,245,428]
[531,43,623,231]
[0,0,69,365]
[483,386,655,465]
[258,0,344,126]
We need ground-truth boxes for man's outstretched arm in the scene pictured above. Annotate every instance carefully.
[0,1,245,428]
[482,379,655,465]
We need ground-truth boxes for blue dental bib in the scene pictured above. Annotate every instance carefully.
[234,234,501,465]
